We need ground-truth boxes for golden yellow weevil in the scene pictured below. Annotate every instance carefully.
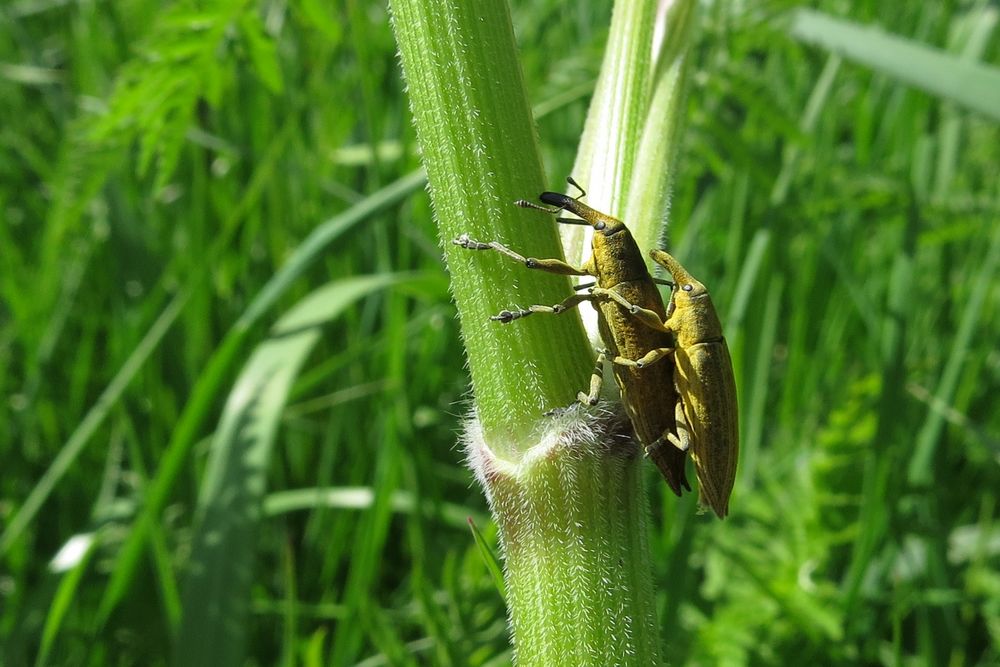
[452,178,690,498]
[649,249,739,518]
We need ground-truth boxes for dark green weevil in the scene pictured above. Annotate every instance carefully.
[453,179,690,498]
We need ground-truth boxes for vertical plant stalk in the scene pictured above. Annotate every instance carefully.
[467,411,661,665]
[627,0,698,258]
[390,0,591,453]
[390,0,663,664]
[561,0,657,268]
[560,0,697,344]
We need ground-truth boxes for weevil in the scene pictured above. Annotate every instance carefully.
[452,179,691,497]
[649,249,738,518]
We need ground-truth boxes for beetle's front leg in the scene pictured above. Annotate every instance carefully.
[491,292,597,323]
[590,287,670,332]
[609,346,674,370]
[453,234,591,276]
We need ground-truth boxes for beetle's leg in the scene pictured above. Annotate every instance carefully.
[492,292,597,323]
[453,234,590,276]
[665,402,692,452]
[576,348,607,406]
[646,403,692,455]
[609,346,674,369]
[543,348,606,415]
[590,287,670,332]
[664,295,677,320]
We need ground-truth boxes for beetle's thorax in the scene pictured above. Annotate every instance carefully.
[590,227,649,289]
[671,291,723,346]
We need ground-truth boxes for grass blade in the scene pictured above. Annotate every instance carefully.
[909,225,1000,483]
[0,292,188,555]
[789,8,1000,121]
[263,487,486,529]
[34,533,101,667]
[467,518,505,601]
[95,173,426,626]
[173,274,406,666]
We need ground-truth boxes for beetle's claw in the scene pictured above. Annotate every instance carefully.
[453,234,489,250]
[491,309,530,323]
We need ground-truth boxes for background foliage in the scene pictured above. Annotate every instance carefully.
[2,0,999,665]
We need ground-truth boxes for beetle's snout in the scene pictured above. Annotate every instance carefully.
[539,192,573,209]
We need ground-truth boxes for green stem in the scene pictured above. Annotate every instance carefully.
[467,411,661,666]
[389,0,592,454]
[561,0,657,268]
[559,0,696,302]
[571,0,656,214]
[627,0,698,259]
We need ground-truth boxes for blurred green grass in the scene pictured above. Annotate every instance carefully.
[2,1,999,665]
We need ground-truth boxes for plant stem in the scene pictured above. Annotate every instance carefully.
[467,411,661,666]
[628,0,698,258]
[390,0,592,454]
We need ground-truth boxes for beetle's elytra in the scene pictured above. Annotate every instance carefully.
[454,179,739,517]
[649,249,739,518]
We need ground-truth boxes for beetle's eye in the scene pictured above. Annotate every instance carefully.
[682,284,693,292]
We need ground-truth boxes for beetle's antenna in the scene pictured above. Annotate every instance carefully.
[566,176,587,200]
[514,199,560,214]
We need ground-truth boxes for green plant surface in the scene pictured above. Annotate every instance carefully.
[2,1,999,666]
[790,8,1000,122]
[389,0,593,453]
[175,273,418,665]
